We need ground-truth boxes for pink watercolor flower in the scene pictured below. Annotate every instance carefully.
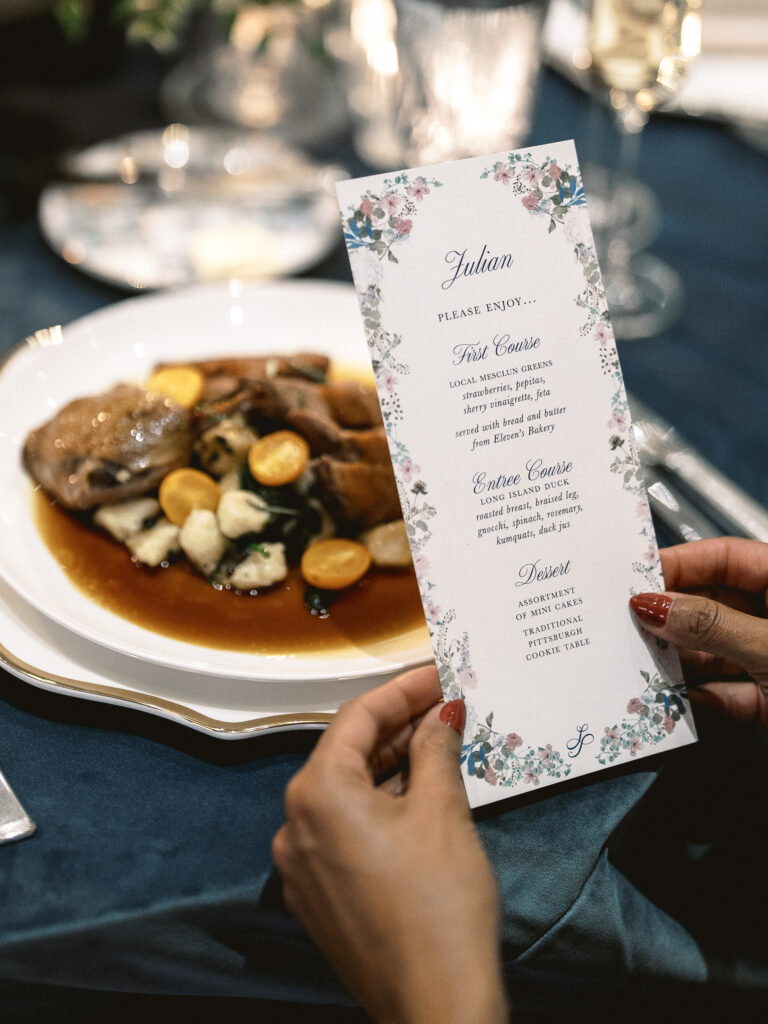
[395,218,413,236]
[359,196,373,218]
[523,769,540,786]
[608,409,629,433]
[493,161,514,185]
[484,765,498,786]
[521,193,540,212]
[406,176,430,201]
[643,543,657,565]
[604,726,620,742]
[458,667,478,690]
[663,715,676,734]
[413,553,430,575]
[504,732,523,751]
[383,191,400,213]
[627,697,644,715]
[400,456,420,482]
[629,738,643,757]
[538,743,553,762]
[549,162,562,182]
[380,367,399,392]
[425,599,442,625]
[594,323,610,346]
[522,165,538,185]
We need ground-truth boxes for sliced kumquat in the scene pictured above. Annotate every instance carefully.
[301,538,372,590]
[247,430,310,487]
[159,468,221,526]
[146,365,205,409]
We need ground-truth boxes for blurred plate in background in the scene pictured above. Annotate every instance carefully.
[39,128,347,291]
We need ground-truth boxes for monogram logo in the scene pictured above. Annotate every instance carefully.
[567,724,594,758]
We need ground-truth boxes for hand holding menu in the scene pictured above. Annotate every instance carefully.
[337,141,696,808]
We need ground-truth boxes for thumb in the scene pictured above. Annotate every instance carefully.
[407,699,469,808]
[630,592,768,685]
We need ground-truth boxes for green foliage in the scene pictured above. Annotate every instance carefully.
[51,0,93,43]
[47,0,289,51]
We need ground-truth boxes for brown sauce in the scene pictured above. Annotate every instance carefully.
[33,489,427,655]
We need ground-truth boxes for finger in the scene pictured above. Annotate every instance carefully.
[369,720,415,781]
[669,583,767,618]
[312,664,443,778]
[377,771,408,797]
[689,680,768,727]
[370,708,433,781]
[630,592,768,685]
[678,648,751,682]
[661,538,768,597]
[407,700,470,811]
[271,823,291,879]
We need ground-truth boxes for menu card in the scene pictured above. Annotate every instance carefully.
[337,141,696,808]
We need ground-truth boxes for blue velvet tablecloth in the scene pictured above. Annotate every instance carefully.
[1,56,768,1022]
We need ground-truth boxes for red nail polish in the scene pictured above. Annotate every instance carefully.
[439,699,466,736]
[630,592,672,626]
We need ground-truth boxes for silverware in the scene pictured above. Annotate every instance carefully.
[629,394,768,541]
[0,766,35,844]
[643,470,721,542]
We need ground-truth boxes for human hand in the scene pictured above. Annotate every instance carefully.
[629,537,768,726]
[272,665,508,1024]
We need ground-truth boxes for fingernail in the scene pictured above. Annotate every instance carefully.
[630,592,672,627]
[439,699,466,736]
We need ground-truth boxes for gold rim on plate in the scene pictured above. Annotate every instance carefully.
[0,636,334,738]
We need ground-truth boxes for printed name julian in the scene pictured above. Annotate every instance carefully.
[442,245,514,290]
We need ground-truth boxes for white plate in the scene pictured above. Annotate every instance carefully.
[0,280,431,683]
[0,576,398,739]
[39,130,346,291]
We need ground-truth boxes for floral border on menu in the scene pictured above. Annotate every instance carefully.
[343,176,571,791]
[599,670,690,764]
[342,155,685,793]
[342,173,444,264]
[486,152,660,580]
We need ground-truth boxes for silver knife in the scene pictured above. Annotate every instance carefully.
[0,767,36,844]
[629,394,768,541]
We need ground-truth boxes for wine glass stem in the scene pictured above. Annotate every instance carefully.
[615,111,644,181]
[603,106,648,274]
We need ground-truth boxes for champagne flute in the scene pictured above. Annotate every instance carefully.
[584,0,702,339]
